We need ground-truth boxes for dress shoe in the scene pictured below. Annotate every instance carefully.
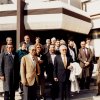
[0,92,4,97]
[96,93,100,96]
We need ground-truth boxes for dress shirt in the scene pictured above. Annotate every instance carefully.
[69,48,75,62]
[61,55,67,68]
[83,48,88,55]
[7,52,14,59]
[50,53,56,65]
[29,54,36,68]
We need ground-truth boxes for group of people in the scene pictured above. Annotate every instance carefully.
[0,35,99,100]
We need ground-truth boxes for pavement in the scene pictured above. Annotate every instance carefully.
[0,88,100,100]
[0,82,100,100]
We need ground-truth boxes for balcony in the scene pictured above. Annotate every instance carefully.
[0,0,92,34]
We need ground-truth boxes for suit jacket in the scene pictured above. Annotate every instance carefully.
[20,54,40,86]
[54,55,72,82]
[46,52,55,70]
[0,52,19,91]
[78,48,93,77]
[78,48,93,68]
[45,52,56,81]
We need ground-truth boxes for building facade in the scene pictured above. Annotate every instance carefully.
[82,0,100,57]
[0,0,92,50]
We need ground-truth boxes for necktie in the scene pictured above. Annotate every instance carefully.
[83,49,87,57]
[63,56,67,68]
[9,54,14,62]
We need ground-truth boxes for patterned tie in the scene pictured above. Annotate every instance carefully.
[63,55,67,68]
[9,54,14,62]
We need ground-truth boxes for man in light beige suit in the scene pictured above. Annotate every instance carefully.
[20,45,40,100]
[78,41,93,90]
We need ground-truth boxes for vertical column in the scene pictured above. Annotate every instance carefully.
[17,0,25,49]
[92,30,100,57]
[68,0,70,5]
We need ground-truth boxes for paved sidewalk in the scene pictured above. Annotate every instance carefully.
[0,92,100,100]
[0,82,100,100]
[0,92,21,100]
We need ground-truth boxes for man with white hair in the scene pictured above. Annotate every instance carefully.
[51,37,56,45]
[20,45,40,100]
[60,39,66,46]
[54,45,72,100]
[43,39,51,54]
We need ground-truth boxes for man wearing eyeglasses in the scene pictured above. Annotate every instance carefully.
[54,45,73,100]
[20,45,40,100]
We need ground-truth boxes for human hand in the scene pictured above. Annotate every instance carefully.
[38,60,43,64]
[67,65,73,70]
[85,62,89,66]
[84,61,87,64]
[54,77,58,82]
[44,71,47,79]
[21,80,27,86]
[0,76,4,81]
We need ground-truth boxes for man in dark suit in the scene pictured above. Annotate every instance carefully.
[78,41,93,89]
[55,39,60,55]
[54,45,72,100]
[35,43,46,99]
[45,44,58,100]
[46,44,56,83]
[0,37,13,96]
[0,44,19,100]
